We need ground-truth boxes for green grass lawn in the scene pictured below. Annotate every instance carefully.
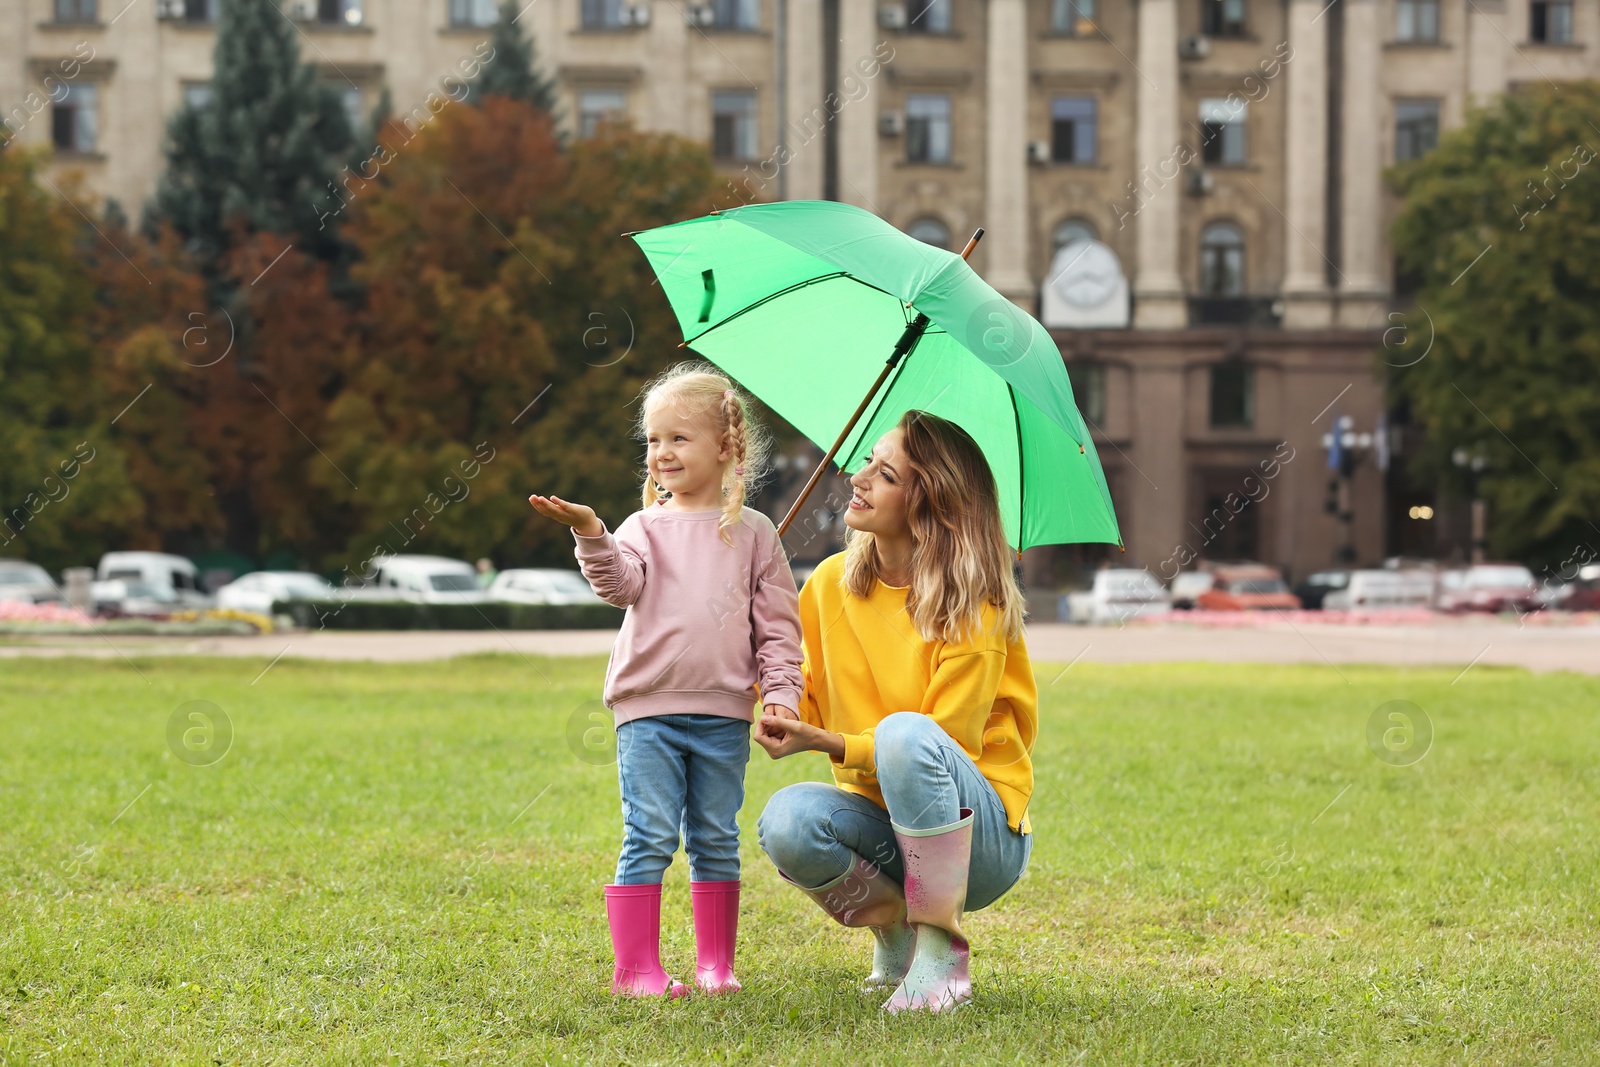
[0,653,1595,1065]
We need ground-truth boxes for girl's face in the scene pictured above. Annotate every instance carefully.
[645,400,730,497]
[844,428,910,536]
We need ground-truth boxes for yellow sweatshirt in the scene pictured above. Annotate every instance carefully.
[795,552,1037,834]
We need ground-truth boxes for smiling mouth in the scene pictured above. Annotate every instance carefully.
[659,467,683,475]
[849,491,873,510]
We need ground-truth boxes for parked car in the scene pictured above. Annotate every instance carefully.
[1195,565,1301,611]
[1292,570,1350,610]
[95,552,212,609]
[1435,564,1539,614]
[344,554,490,604]
[89,578,175,616]
[0,560,62,604]
[487,568,603,605]
[1064,568,1172,625]
[216,571,337,614]
[1170,570,1216,610]
[1322,569,1435,612]
[1562,563,1600,611]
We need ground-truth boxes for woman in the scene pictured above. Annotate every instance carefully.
[754,409,1036,1014]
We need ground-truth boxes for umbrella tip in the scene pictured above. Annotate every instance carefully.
[1079,444,1085,454]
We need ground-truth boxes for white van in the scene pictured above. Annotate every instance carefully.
[1322,569,1435,612]
[347,554,489,604]
[95,551,212,608]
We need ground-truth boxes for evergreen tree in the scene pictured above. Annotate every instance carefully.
[148,0,356,291]
[467,0,559,116]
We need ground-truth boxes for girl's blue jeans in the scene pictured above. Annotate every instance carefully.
[757,711,1033,912]
[614,713,750,885]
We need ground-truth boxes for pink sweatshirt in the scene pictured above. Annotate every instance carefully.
[572,501,804,726]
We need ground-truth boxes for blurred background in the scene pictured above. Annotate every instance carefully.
[2,0,1597,631]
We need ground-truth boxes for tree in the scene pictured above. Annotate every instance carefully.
[0,149,145,574]
[466,0,559,116]
[315,97,744,570]
[147,0,357,297]
[1387,81,1600,569]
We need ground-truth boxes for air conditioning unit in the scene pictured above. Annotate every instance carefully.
[879,111,904,136]
[156,0,185,17]
[288,0,316,20]
[1179,34,1211,59]
[1027,140,1051,165]
[877,3,907,29]
[1187,169,1215,195]
[625,2,652,25]
[685,3,713,26]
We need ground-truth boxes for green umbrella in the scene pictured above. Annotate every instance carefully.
[626,200,1121,552]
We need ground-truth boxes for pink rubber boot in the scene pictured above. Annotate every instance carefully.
[882,807,974,1014]
[604,883,689,998]
[690,880,742,994]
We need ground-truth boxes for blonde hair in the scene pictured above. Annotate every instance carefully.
[634,361,772,547]
[841,409,1026,645]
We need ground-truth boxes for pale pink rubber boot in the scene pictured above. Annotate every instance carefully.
[778,853,916,992]
[604,883,689,998]
[690,880,742,994]
[882,807,974,1014]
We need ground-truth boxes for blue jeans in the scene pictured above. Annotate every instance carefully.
[615,713,750,885]
[757,712,1032,912]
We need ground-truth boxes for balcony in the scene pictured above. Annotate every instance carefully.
[1188,296,1283,328]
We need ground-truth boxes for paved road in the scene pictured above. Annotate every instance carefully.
[4,619,1596,674]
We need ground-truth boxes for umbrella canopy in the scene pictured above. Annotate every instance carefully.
[628,200,1121,552]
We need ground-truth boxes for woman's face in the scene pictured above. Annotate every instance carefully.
[845,428,909,536]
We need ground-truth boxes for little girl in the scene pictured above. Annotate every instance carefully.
[528,361,804,998]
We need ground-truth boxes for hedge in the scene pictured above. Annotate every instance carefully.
[271,599,624,631]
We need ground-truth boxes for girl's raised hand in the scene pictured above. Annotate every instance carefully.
[528,494,603,538]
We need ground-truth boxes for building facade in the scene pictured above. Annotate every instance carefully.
[5,0,1597,586]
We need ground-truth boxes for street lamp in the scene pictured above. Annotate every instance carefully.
[1451,444,1489,564]
[1321,414,1374,565]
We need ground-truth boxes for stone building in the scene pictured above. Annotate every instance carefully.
[5,0,1596,586]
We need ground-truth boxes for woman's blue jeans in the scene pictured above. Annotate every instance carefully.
[757,712,1032,912]
[614,713,750,885]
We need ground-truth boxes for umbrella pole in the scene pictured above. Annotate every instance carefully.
[777,229,984,541]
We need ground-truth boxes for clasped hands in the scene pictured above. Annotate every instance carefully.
[754,704,844,760]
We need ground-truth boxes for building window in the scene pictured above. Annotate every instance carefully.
[581,0,629,27]
[182,0,217,20]
[711,0,758,27]
[906,0,951,32]
[907,217,950,249]
[1200,0,1246,37]
[1394,99,1439,162]
[712,90,758,160]
[183,82,213,111]
[54,0,97,21]
[1199,97,1247,165]
[1209,363,1254,428]
[317,0,362,24]
[1050,96,1097,164]
[1053,217,1098,251]
[1199,221,1245,296]
[905,94,951,163]
[52,82,97,154]
[578,88,626,137]
[1068,363,1107,425]
[1395,0,1438,41]
[1050,0,1096,35]
[450,0,498,25]
[340,87,365,137]
[1531,0,1573,42]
